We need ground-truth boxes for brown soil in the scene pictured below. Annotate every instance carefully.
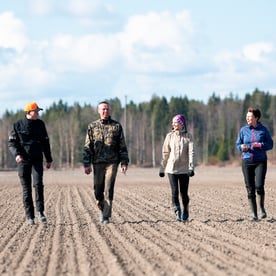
[0,166,276,276]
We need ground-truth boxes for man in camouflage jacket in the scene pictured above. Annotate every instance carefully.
[83,101,129,223]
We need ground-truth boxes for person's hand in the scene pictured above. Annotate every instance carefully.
[188,170,194,177]
[121,165,128,175]
[241,144,248,152]
[84,166,92,175]
[15,155,23,163]
[46,162,51,169]
[159,172,165,177]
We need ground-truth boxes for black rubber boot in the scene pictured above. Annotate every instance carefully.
[248,198,258,221]
[257,194,267,219]
[182,204,189,221]
[174,206,181,221]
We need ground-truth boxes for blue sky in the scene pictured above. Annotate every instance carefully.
[1,0,276,116]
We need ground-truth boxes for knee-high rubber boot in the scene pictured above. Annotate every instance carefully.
[257,194,267,219]
[174,205,181,221]
[248,198,258,221]
[101,199,112,224]
[182,204,189,221]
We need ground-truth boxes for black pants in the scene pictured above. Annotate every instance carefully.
[242,159,267,199]
[18,160,44,219]
[168,173,190,209]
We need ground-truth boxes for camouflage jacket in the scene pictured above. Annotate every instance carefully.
[83,117,129,166]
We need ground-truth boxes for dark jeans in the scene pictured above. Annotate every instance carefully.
[18,160,44,219]
[168,173,190,209]
[242,159,267,199]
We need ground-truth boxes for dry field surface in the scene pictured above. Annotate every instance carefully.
[0,165,276,276]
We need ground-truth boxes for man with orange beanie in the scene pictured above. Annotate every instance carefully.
[8,102,53,225]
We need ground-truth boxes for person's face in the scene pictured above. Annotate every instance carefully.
[246,111,258,126]
[27,110,39,120]
[172,118,183,130]
[98,103,110,119]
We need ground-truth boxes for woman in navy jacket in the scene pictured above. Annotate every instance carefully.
[236,107,273,221]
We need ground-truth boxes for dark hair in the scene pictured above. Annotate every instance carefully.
[98,101,110,107]
[247,107,261,120]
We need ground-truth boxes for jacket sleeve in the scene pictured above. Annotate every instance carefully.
[262,127,274,151]
[118,126,129,166]
[42,122,53,163]
[188,134,194,170]
[83,126,92,167]
[160,134,170,173]
[236,129,244,152]
[8,124,21,158]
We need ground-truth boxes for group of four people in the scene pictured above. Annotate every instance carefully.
[8,101,273,225]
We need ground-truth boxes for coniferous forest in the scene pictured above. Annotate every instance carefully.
[0,88,275,169]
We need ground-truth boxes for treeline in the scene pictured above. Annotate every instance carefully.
[0,88,275,169]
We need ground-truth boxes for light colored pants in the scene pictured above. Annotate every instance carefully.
[93,163,118,218]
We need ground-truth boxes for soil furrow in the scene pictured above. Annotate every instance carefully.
[0,168,276,276]
[113,184,276,275]
[66,186,92,275]
[76,186,127,276]
[112,197,229,275]
[45,187,68,276]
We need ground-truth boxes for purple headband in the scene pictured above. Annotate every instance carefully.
[173,114,185,126]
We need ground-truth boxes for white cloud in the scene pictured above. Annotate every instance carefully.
[209,41,276,100]
[0,55,55,92]
[119,11,198,72]
[68,0,102,16]
[66,0,117,29]
[1,4,276,116]
[0,12,28,52]
[242,42,273,62]
[47,33,120,72]
[28,0,54,16]
[214,50,241,71]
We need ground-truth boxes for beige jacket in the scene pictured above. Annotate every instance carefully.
[160,129,194,174]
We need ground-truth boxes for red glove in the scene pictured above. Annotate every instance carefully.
[252,142,262,148]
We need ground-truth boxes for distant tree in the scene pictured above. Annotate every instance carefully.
[187,100,206,165]
[151,96,169,166]
[108,97,123,122]
[0,110,26,168]
[0,90,275,169]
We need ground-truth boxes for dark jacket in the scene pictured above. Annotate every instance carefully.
[83,117,129,166]
[236,122,273,162]
[8,117,53,162]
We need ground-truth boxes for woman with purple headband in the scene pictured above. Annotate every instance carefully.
[159,114,195,222]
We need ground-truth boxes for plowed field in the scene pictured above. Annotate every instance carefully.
[0,166,276,276]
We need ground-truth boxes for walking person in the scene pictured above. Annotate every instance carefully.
[8,102,53,225]
[236,107,273,221]
[159,114,194,222]
[83,101,129,224]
